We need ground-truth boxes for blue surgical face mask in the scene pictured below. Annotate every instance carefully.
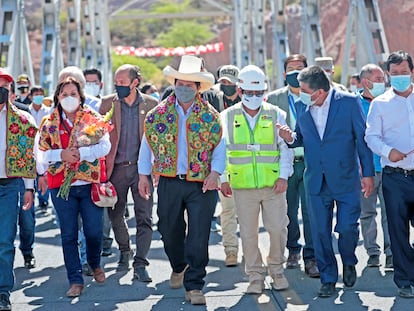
[367,81,385,97]
[32,95,44,105]
[150,92,160,101]
[299,90,317,106]
[390,75,411,93]
[115,84,131,99]
[175,86,197,103]
[285,70,301,88]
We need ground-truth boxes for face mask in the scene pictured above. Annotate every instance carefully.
[18,86,29,94]
[175,85,197,103]
[367,81,385,97]
[0,87,9,104]
[150,92,160,101]
[115,85,131,99]
[60,96,80,112]
[349,85,358,93]
[221,84,237,96]
[241,94,264,110]
[299,90,317,107]
[32,95,44,105]
[390,75,411,93]
[85,83,101,97]
[285,70,301,88]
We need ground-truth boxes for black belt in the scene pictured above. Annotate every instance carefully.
[0,178,14,186]
[294,155,304,162]
[115,161,136,166]
[383,166,414,176]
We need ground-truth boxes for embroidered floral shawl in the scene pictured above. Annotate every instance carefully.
[38,107,100,183]
[145,93,222,182]
[6,103,37,178]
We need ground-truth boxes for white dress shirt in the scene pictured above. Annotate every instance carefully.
[365,87,414,169]
[309,88,333,139]
[29,104,53,127]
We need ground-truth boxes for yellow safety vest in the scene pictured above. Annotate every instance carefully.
[225,103,280,189]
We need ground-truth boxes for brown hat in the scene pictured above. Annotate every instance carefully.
[0,68,13,83]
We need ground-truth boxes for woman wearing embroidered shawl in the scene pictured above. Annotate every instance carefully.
[36,77,111,298]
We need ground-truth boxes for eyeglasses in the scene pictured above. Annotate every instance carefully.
[243,90,265,97]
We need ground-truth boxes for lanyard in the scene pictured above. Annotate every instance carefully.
[288,94,297,120]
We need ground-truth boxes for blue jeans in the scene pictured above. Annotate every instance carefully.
[50,184,103,285]
[0,178,20,297]
[18,179,35,256]
[36,175,50,206]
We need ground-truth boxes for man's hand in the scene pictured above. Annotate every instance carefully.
[361,176,374,198]
[276,123,294,143]
[389,148,406,162]
[202,171,219,193]
[273,178,288,194]
[220,182,233,197]
[22,191,34,211]
[138,174,151,200]
[61,147,80,164]
[38,175,48,195]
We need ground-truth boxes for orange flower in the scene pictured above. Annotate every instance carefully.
[17,158,26,168]
[9,145,18,157]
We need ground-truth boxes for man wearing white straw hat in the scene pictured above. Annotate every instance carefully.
[138,55,226,305]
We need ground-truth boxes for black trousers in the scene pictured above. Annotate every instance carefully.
[382,171,414,288]
[157,176,216,291]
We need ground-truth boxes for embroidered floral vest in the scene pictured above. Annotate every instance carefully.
[38,108,100,183]
[145,93,222,182]
[6,103,37,178]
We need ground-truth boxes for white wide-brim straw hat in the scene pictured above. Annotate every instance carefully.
[163,55,215,93]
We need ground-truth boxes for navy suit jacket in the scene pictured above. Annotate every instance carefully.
[290,89,374,195]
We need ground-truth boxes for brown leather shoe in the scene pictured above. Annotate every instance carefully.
[93,267,106,283]
[305,260,320,278]
[185,290,206,305]
[225,253,238,267]
[66,284,84,297]
[170,264,189,289]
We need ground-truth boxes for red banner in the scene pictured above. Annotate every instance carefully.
[113,42,224,58]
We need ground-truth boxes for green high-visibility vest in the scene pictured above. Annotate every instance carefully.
[226,103,280,189]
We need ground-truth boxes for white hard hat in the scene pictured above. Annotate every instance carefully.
[237,65,267,91]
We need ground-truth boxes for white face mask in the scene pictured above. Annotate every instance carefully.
[84,83,101,97]
[241,94,264,110]
[60,96,80,112]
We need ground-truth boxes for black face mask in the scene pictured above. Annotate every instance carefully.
[221,84,237,96]
[0,87,9,104]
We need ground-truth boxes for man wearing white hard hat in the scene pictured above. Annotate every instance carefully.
[138,55,226,305]
[220,65,294,294]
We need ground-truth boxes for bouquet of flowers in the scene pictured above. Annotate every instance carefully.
[57,104,114,200]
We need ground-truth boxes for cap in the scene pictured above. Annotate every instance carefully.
[218,65,240,84]
[0,68,13,83]
[314,57,334,70]
[16,74,30,84]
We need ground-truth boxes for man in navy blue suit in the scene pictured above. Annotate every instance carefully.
[278,65,374,297]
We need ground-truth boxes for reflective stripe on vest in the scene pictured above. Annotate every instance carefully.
[226,104,281,189]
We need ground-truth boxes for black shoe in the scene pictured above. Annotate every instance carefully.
[398,285,414,298]
[101,249,112,257]
[134,266,152,282]
[0,293,11,311]
[117,250,133,271]
[286,253,301,269]
[367,254,380,267]
[318,283,336,297]
[24,254,36,269]
[305,260,320,278]
[343,264,356,287]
